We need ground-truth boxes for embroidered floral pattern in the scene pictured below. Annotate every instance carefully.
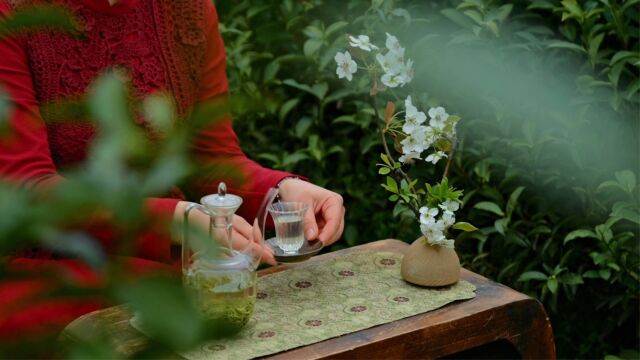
[203,344,226,352]
[257,331,275,339]
[295,281,312,289]
[393,296,410,303]
[350,305,367,313]
[380,258,396,266]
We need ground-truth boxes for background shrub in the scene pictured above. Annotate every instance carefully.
[217,0,639,358]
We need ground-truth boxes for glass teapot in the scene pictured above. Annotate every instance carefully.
[181,182,266,332]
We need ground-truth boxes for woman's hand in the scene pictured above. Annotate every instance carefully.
[173,201,276,265]
[278,179,345,246]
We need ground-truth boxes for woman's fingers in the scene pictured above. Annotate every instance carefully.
[317,196,345,245]
[206,216,275,266]
[234,215,253,240]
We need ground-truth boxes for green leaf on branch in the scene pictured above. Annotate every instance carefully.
[547,40,586,53]
[547,276,558,294]
[560,273,584,285]
[381,176,398,193]
[378,167,390,175]
[474,201,505,216]
[517,271,548,282]
[506,186,525,219]
[452,222,478,232]
[564,229,598,244]
[380,153,391,166]
[282,79,328,99]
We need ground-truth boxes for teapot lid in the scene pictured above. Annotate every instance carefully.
[201,183,242,210]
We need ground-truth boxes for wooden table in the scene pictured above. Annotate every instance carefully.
[61,240,556,359]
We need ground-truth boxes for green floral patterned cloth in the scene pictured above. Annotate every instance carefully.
[180,251,476,360]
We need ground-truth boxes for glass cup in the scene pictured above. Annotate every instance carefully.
[268,202,309,254]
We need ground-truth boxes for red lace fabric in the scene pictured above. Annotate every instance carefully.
[22,0,206,167]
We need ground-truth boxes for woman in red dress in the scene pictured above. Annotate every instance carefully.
[0,0,345,349]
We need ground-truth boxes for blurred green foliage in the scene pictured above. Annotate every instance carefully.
[0,0,637,358]
[0,7,234,357]
[217,0,639,358]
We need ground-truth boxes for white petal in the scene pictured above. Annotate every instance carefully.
[347,60,357,73]
[405,95,413,110]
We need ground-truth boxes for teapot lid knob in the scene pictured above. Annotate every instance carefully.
[217,182,227,199]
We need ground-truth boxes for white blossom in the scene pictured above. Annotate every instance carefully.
[334,51,358,81]
[442,211,456,228]
[397,58,414,84]
[348,35,379,51]
[400,127,427,155]
[381,72,403,88]
[385,32,405,57]
[398,152,421,163]
[404,96,426,124]
[425,151,447,164]
[402,96,427,134]
[420,220,452,247]
[428,106,449,130]
[376,51,403,74]
[419,206,438,225]
[423,126,437,146]
[421,221,455,248]
[439,200,460,213]
[375,35,413,88]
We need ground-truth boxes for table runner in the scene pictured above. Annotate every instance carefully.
[177,251,476,359]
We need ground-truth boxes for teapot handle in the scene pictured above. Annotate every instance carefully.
[256,187,280,247]
[182,202,209,274]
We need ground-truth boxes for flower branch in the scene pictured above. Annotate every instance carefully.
[333,32,476,248]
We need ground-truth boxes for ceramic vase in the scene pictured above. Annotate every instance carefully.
[400,236,460,287]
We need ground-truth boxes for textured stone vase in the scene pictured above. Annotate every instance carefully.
[401,237,460,287]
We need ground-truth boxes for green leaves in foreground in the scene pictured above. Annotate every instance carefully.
[116,278,203,351]
[0,4,79,39]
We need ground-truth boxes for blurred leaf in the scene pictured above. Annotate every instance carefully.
[278,98,300,120]
[564,229,598,244]
[547,276,558,294]
[0,4,79,38]
[615,170,636,194]
[452,222,478,231]
[441,8,475,29]
[506,186,525,218]
[474,201,505,216]
[116,277,203,350]
[547,40,586,53]
[40,231,105,269]
[518,271,548,281]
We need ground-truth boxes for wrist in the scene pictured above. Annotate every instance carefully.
[173,201,189,224]
[276,177,301,200]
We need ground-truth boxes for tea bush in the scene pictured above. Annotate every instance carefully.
[217,0,639,357]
